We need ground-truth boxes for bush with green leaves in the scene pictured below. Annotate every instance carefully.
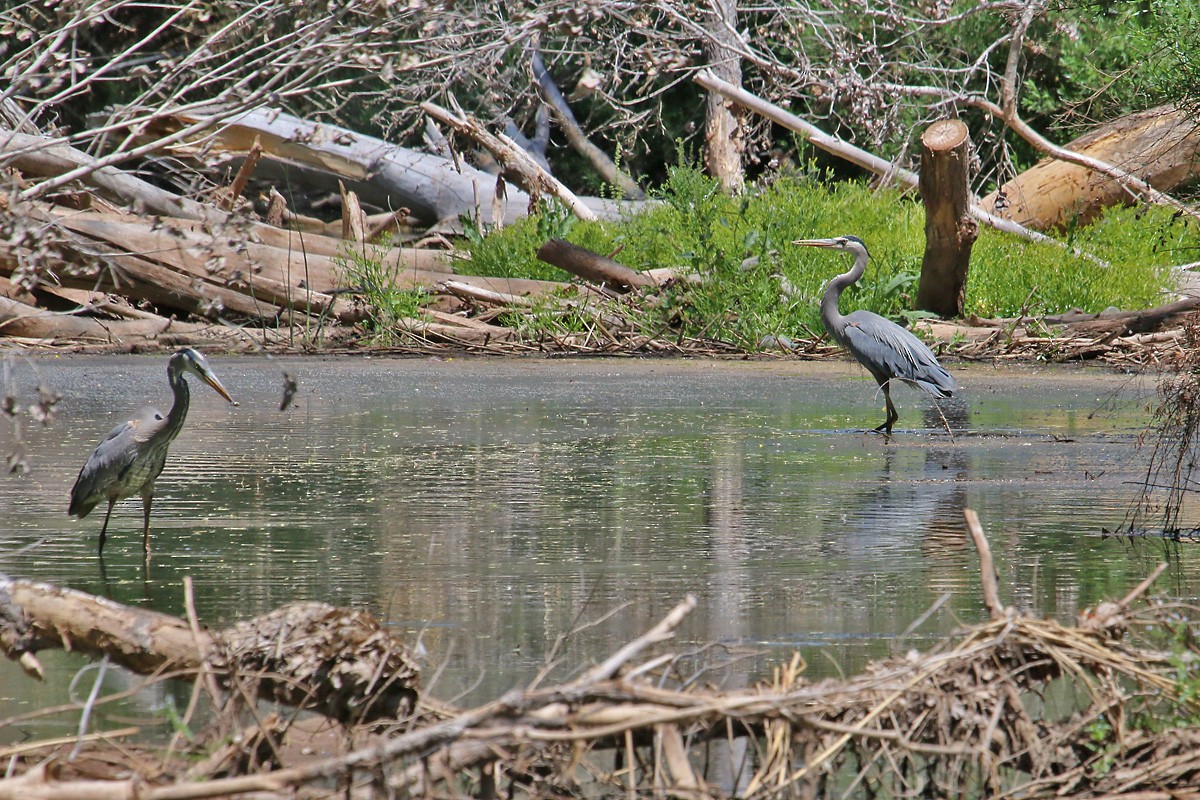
[458,166,1186,351]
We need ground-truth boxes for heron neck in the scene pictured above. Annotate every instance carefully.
[164,368,191,437]
[820,253,866,334]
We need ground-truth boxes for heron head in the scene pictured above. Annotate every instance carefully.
[171,348,235,404]
[791,235,869,256]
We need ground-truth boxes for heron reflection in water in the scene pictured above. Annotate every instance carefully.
[793,235,957,436]
[69,348,235,555]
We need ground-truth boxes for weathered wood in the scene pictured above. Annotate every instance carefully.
[420,101,598,222]
[0,129,227,224]
[438,279,537,307]
[49,214,353,319]
[692,69,1087,255]
[1056,295,1200,337]
[125,214,454,277]
[0,236,283,322]
[143,107,639,226]
[916,119,977,318]
[0,292,250,344]
[0,573,419,724]
[701,0,745,193]
[536,238,656,292]
[420,308,520,340]
[979,104,1200,230]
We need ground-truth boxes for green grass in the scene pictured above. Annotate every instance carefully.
[335,245,428,344]
[418,167,1193,350]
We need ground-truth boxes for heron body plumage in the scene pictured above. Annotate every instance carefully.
[794,235,956,435]
[69,348,234,555]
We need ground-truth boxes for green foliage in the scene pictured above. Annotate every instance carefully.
[1142,0,1200,116]
[456,165,1185,351]
[965,204,1185,318]
[457,202,575,282]
[336,246,428,342]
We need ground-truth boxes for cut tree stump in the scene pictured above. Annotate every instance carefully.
[917,119,977,318]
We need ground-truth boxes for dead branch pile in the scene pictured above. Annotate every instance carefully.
[1,513,1199,799]
[1,96,1196,365]
[0,575,420,726]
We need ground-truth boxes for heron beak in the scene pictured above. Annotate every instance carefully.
[791,238,836,248]
[201,371,236,405]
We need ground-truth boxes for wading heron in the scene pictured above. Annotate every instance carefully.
[793,235,956,435]
[68,348,235,555]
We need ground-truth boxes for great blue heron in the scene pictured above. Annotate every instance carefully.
[68,348,235,555]
[793,235,957,435]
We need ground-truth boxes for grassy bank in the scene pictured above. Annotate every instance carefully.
[449,168,1188,351]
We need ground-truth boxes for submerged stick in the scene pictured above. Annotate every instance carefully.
[964,508,1006,620]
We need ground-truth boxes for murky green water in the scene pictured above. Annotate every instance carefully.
[0,354,1193,737]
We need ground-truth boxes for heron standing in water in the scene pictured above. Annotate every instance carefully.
[69,348,235,555]
[793,235,956,435]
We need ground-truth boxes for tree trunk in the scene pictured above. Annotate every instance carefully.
[978,104,1200,230]
[917,119,977,318]
[702,0,744,193]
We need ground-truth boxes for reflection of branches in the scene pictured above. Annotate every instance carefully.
[1,354,61,474]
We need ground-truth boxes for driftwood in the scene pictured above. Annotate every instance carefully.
[0,573,420,724]
[536,238,657,292]
[142,107,637,228]
[0,128,227,225]
[979,104,1200,230]
[0,290,263,347]
[1051,295,1200,337]
[916,119,978,317]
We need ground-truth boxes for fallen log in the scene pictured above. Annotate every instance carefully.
[0,293,254,346]
[1053,295,1200,337]
[980,104,1200,230]
[0,234,284,322]
[438,279,537,307]
[0,573,420,725]
[536,238,657,292]
[140,107,640,227]
[421,101,598,222]
[0,129,227,224]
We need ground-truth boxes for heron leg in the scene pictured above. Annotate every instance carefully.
[142,493,154,555]
[872,384,899,436]
[98,499,116,554]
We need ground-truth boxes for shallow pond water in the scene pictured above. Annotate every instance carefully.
[0,354,1194,735]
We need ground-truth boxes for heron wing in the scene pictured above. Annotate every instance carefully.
[68,407,166,517]
[841,311,957,398]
